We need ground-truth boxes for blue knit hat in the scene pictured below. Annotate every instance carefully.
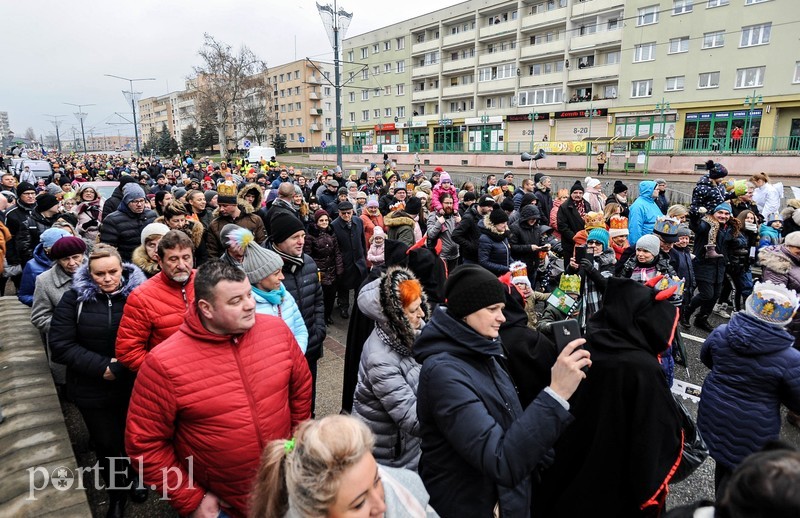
[587,228,610,250]
[40,228,70,249]
[714,202,732,214]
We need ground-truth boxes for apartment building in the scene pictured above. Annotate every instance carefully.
[0,111,9,141]
[268,59,332,150]
[342,0,625,152]
[616,0,800,152]
[138,93,177,144]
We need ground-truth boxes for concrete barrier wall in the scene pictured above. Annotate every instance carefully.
[0,297,91,517]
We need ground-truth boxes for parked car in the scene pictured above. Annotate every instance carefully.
[21,160,54,179]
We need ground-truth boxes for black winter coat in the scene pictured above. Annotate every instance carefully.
[331,216,367,290]
[534,188,553,225]
[556,198,586,261]
[279,252,327,362]
[3,201,34,265]
[49,263,146,408]
[16,209,57,266]
[452,204,482,263]
[414,307,573,518]
[669,246,696,290]
[99,206,157,262]
[509,219,543,278]
[692,219,737,284]
[304,224,344,285]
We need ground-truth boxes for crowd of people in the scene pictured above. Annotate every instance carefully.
[2,149,800,518]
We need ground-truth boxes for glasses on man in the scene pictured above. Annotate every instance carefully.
[130,199,146,205]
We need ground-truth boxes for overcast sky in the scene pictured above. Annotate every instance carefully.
[1,0,458,141]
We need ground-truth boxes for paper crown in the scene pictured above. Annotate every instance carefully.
[217,181,238,199]
[390,201,406,212]
[559,274,582,294]
[583,211,605,230]
[489,186,503,197]
[723,179,737,193]
[509,261,529,283]
[653,216,680,239]
[608,216,629,237]
[746,281,799,326]
[733,180,749,196]
[653,275,685,297]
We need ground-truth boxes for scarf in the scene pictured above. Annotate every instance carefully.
[252,283,285,305]
[271,244,305,273]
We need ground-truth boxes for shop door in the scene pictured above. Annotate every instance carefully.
[790,119,800,150]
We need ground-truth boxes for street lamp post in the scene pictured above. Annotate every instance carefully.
[655,97,670,151]
[44,114,66,152]
[743,90,763,152]
[104,74,156,157]
[65,102,95,155]
[584,103,596,139]
[527,109,538,150]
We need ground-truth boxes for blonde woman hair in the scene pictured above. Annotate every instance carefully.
[750,172,770,184]
[250,415,374,518]
[603,202,621,223]
[667,204,689,220]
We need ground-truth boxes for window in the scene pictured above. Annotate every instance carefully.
[665,76,685,91]
[633,42,656,62]
[288,119,294,127]
[325,133,332,141]
[373,44,379,54]
[795,62,800,84]
[396,106,405,118]
[347,50,354,62]
[294,71,300,80]
[349,92,355,102]
[698,71,720,88]
[673,0,693,14]
[702,31,725,48]
[745,0,768,3]
[637,5,659,26]
[396,37,405,50]
[384,85,391,95]
[362,110,369,121]
[361,69,369,80]
[289,133,294,140]
[374,109,380,118]
[485,97,498,109]
[478,63,516,81]
[349,72,355,81]
[297,118,302,126]
[396,61,405,73]
[396,84,404,95]
[669,37,689,53]
[349,112,355,123]
[384,63,392,73]
[518,87,563,106]
[279,74,284,82]
[631,79,653,98]
[707,0,729,6]
[461,74,474,85]
[281,120,286,127]
[280,89,285,98]
[361,90,369,101]
[325,102,332,110]
[324,87,332,95]
[740,23,771,47]
[385,108,392,117]
[735,66,766,88]
[288,104,294,112]
[608,18,621,30]
[605,51,621,64]
[384,41,391,51]
[295,102,301,110]
[361,47,368,59]
[325,117,332,126]
[295,86,300,95]
[372,66,380,76]
[373,88,380,97]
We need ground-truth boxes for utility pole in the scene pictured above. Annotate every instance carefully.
[104,74,156,157]
[64,102,94,155]
[44,114,66,152]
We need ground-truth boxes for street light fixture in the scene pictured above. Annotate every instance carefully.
[43,114,67,152]
[743,90,763,152]
[64,102,95,155]
[527,109,538,150]
[104,74,156,157]
[655,97,671,151]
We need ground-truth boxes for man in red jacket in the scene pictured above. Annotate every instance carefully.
[125,260,312,518]
[116,230,196,371]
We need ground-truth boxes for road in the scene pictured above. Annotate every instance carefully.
[62,305,800,517]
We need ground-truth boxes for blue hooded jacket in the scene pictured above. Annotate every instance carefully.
[18,244,52,307]
[628,181,663,245]
[697,311,800,470]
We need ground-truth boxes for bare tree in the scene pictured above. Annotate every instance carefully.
[240,85,273,146]
[24,127,37,142]
[190,34,269,158]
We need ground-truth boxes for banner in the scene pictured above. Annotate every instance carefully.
[381,144,410,153]
[362,144,379,153]
[535,141,590,154]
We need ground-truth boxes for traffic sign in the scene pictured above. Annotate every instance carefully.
[320,140,327,148]
[243,140,251,148]
[299,136,306,143]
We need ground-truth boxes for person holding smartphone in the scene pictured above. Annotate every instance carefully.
[566,228,616,327]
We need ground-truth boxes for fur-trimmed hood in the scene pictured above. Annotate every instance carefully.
[131,245,161,277]
[780,205,800,227]
[154,216,204,247]
[480,215,510,241]
[759,245,800,275]
[358,266,429,351]
[71,261,147,302]
[236,182,263,214]
[384,211,415,228]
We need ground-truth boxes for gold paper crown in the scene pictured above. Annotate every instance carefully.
[217,181,238,198]
[609,216,629,230]
[559,274,582,294]
[584,211,605,230]
[510,261,528,279]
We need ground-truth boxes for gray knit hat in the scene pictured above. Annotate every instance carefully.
[635,234,661,257]
[122,183,146,205]
[242,244,284,284]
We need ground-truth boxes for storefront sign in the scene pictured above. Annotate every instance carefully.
[396,121,428,129]
[506,113,549,122]
[465,115,503,125]
[374,123,396,131]
[554,108,608,119]
[686,109,762,121]
[381,144,410,153]
[362,144,379,153]
[536,141,590,154]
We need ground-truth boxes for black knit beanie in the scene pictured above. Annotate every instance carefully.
[445,264,506,319]
[613,180,628,194]
[570,180,584,193]
[489,207,509,225]
[271,213,306,244]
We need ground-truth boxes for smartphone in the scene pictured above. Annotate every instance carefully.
[551,319,589,373]
[574,245,587,264]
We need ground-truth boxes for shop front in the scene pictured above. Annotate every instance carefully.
[553,108,609,142]
[433,123,465,152]
[399,121,430,152]
[682,109,762,152]
[351,130,373,153]
[505,113,551,153]
[374,123,400,146]
[614,112,677,152]
[465,116,504,152]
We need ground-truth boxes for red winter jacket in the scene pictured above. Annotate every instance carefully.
[115,270,196,371]
[125,304,312,517]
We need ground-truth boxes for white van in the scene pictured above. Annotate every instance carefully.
[247,147,276,164]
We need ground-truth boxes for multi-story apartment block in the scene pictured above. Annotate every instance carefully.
[0,111,10,142]
[341,0,800,155]
[268,59,332,151]
[138,93,177,146]
[616,0,800,153]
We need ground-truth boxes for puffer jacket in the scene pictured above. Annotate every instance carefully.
[331,215,367,290]
[130,245,161,278]
[478,217,511,274]
[278,250,326,362]
[426,212,459,261]
[252,285,308,354]
[698,312,800,470]
[125,305,312,518]
[115,270,196,371]
[49,263,146,408]
[206,206,267,258]
[99,205,157,262]
[16,209,57,266]
[535,187,553,225]
[693,218,737,284]
[4,201,35,266]
[360,211,385,245]
[627,181,663,245]
[154,216,209,266]
[414,307,573,518]
[304,223,344,285]
[509,217,543,277]
[452,204,482,263]
[352,271,428,470]
[236,182,264,213]
[385,210,416,247]
[759,245,800,340]
[690,174,726,216]
[18,244,51,307]
[31,262,76,335]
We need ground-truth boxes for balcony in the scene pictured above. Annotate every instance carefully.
[412,62,441,78]
[479,22,517,40]
[477,77,516,94]
[520,72,564,88]
[310,124,320,132]
[412,89,439,102]
[412,38,440,54]
[478,49,517,66]
[569,28,622,52]
[308,92,320,100]
[567,62,620,83]
[563,98,614,110]
[442,30,475,48]
[309,107,323,116]
[521,7,568,31]
[571,0,625,18]
[307,76,322,84]
[443,56,476,73]
[441,84,476,98]
[520,40,566,60]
